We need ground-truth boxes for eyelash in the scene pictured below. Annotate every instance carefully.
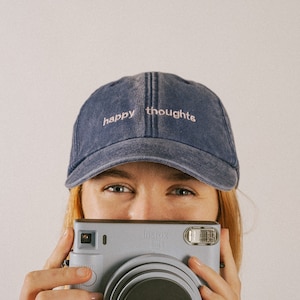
[104,185,195,196]
[104,185,133,193]
[170,188,195,196]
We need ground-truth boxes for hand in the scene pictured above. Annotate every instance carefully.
[20,228,103,300]
[188,228,241,300]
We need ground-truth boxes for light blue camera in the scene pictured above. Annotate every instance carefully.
[70,219,220,300]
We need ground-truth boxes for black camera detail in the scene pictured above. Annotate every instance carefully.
[81,233,92,244]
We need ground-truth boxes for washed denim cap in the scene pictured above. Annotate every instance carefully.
[66,72,239,191]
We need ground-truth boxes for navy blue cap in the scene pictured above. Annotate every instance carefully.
[66,72,239,190]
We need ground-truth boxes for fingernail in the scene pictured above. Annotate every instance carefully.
[191,256,203,266]
[90,292,103,300]
[76,267,91,277]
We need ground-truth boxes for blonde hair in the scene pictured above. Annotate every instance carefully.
[63,186,242,271]
[217,189,243,271]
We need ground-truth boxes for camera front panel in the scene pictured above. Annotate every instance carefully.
[70,219,220,299]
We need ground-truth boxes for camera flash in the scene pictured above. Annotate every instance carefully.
[184,227,218,245]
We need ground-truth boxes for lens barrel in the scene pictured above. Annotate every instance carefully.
[104,254,203,300]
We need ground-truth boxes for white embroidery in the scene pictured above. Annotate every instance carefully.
[102,107,196,127]
[145,107,196,122]
[103,110,135,126]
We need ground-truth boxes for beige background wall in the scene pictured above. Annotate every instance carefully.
[1,1,299,299]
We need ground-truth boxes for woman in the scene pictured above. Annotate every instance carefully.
[20,72,242,300]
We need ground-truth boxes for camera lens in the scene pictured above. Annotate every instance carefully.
[104,254,202,300]
[124,278,191,300]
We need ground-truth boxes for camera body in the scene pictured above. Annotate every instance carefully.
[70,219,220,300]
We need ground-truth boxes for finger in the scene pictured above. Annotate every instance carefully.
[35,289,103,300]
[219,229,241,294]
[199,285,222,300]
[44,227,74,269]
[188,256,235,299]
[20,267,92,300]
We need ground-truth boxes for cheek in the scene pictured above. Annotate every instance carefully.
[200,201,219,220]
[203,193,219,221]
[184,195,219,221]
[179,205,218,221]
[81,185,103,218]
[81,187,128,219]
[203,189,219,220]
[82,198,120,219]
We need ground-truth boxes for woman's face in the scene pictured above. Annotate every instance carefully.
[82,162,219,221]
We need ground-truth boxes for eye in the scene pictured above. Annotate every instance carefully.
[104,185,132,193]
[170,188,195,196]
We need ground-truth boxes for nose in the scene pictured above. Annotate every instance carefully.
[127,195,168,220]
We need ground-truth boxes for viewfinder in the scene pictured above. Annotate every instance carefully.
[81,233,92,244]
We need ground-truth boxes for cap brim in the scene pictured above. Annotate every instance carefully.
[65,138,238,191]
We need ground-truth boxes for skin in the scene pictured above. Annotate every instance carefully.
[20,162,241,300]
[81,162,219,221]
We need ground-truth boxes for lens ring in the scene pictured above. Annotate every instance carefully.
[114,270,195,300]
[104,253,202,300]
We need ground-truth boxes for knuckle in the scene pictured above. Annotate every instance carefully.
[61,266,74,280]
[23,270,39,289]
[21,271,42,299]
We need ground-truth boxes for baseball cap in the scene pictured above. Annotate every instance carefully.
[66,72,239,191]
